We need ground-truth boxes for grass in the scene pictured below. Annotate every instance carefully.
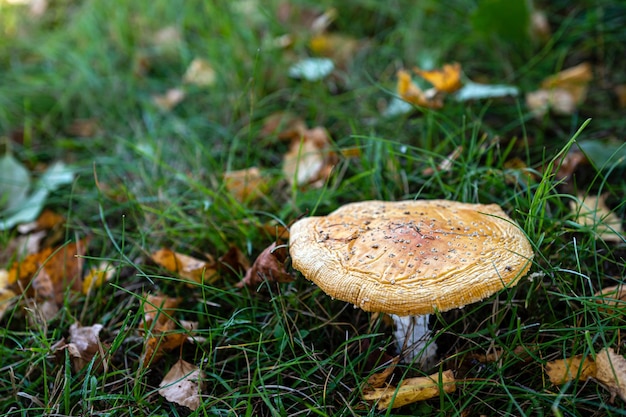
[1,0,626,415]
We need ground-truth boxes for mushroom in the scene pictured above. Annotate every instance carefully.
[289,200,534,367]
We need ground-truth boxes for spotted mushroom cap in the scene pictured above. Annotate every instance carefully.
[289,200,534,316]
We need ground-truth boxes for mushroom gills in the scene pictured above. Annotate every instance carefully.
[391,314,437,368]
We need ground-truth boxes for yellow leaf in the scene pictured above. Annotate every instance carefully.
[362,369,455,410]
[414,62,463,93]
[151,248,219,285]
[309,33,361,68]
[0,269,18,321]
[545,355,596,385]
[396,70,443,109]
[82,262,115,295]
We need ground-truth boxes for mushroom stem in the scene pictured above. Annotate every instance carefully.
[391,314,437,368]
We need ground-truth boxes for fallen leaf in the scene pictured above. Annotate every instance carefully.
[82,262,115,295]
[183,58,217,87]
[237,242,292,288]
[151,248,219,285]
[66,118,100,137]
[454,81,519,101]
[151,26,183,50]
[594,285,626,315]
[0,269,18,321]
[469,345,534,364]
[526,89,576,118]
[152,88,185,111]
[362,369,456,410]
[140,294,196,366]
[17,209,65,234]
[218,246,251,279]
[526,62,592,117]
[67,322,104,372]
[545,355,596,385]
[159,359,206,411]
[414,62,463,93]
[259,111,307,140]
[8,238,90,306]
[569,194,624,242]
[614,84,626,108]
[422,146,463,176]
[595,348,626,403]
[288,57,334,81]
[541,62,593,92]
[0,152,31,214]
[283,126,337,188]
[396,69,443,109]
[223,167,268,203]
[530,9,551,42]
[365,356,400,389]
[309,32,362,69]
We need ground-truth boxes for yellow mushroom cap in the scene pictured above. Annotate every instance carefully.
[289,200,534,316]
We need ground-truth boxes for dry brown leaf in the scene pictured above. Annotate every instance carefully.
[8,238,89,306]
[140,294,192,366]
[66,118,100,137]
[282,127,337,188]
[530,10,551,42]
[152,88,185,111]
[414,62,463,93]
[526,89,576,117]
[259,111,307,140]
[595,348,626,403]
[237,242,292,288]
[218,246,251,279]
[183,58,217,87]
[614,84,626,108]
[422,146,463,176]
[159,359,206,410]
[67,322,105,372]
[223,167,268,203]
[469,345,534,364]
[527,63,592,117]
[363,369,456,410]
[594,285,626,315]
[151,248,219,285]
[151,26,183,50]
[545,355,596,385]
[570,194,624,242]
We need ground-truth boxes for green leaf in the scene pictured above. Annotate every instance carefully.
[578,141,626,169]
[471,0,531,47]
[0,160,76,231]
[0,152,31,213]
